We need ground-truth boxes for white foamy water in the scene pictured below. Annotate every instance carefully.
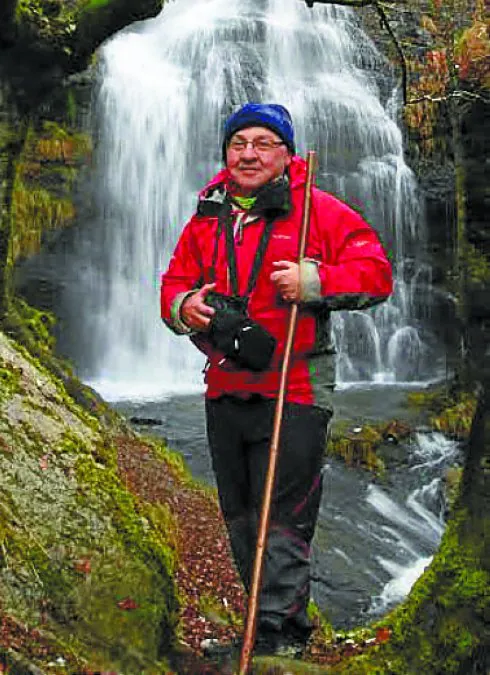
[370,556,433,612]
[364,432,459,616]
[87,378,205,403]
[73,0,448,399]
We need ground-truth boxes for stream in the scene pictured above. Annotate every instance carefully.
[111,384,461,628]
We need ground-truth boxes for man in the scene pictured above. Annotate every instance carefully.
[161,103,392,658]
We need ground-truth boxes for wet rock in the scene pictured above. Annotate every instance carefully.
[129,415,163,426]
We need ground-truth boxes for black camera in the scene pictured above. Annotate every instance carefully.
[205,291,276,371]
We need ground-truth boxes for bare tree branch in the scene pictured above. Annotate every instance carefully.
[407,90,490,105]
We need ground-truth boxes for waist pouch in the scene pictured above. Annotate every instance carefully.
[205,291,276,372]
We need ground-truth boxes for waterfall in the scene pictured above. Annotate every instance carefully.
[80,0,446,400]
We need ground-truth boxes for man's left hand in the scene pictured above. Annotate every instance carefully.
[270,260,300,302]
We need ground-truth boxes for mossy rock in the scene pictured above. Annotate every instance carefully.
[11,119,91,264]
[327,419,411,474]
[430,392,477,439]
[0,329,179,671]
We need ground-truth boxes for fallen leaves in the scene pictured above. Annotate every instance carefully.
[306,626,393,665]
[0,612,72,668]
[116,597,138,611]
[74,557,92,575]
[116,438,245,653]
[375,626,393,643]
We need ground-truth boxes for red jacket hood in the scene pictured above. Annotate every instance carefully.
[199,155,308,197]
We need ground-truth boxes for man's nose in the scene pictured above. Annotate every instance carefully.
[241,142,259,158]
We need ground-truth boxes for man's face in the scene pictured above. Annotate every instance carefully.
[225,126,292,195]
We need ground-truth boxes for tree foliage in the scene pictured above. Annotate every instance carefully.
[404,0,489,152]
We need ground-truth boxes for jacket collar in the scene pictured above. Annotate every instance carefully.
[196,155,307,219]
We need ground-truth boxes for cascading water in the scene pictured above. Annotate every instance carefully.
[82,0,447,399]
[311,430,460,624]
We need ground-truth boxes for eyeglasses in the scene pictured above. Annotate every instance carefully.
[227,138,285,153]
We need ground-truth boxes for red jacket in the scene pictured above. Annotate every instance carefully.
[161,156,392,407]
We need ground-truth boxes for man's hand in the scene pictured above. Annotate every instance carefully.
[270,260,300,302]
[180,283,216,331]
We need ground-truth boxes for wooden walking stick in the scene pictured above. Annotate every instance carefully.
[238,150,317,675]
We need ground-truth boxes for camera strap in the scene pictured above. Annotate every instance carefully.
[209,202,274,300]
[224,213,275,298]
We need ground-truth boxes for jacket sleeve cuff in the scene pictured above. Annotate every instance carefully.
[300,259,322,302]
[169,291,197,335]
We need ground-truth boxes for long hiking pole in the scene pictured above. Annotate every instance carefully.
[238,150,317,675]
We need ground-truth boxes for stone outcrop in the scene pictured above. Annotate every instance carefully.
[0,328,179,671]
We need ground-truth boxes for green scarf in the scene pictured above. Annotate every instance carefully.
[232,195,257,211]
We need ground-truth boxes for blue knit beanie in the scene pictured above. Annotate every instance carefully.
[222,103,296,158]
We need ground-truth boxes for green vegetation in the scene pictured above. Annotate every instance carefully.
[197,593,243,631]
[462,241,490,285]
[408,387,477,438]
[82,0,113,10]
[11,121,91,263]
[327,419,411,474]
[302,503,487,675]
[328,421,385,473]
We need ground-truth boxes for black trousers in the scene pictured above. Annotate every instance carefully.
[205,395,331,641]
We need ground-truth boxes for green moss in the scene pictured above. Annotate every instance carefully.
[83,0,112,9]
[0,327,187,668]
[74,453,177,600]
[144,503,179,571]
[327,421,386,474]
[197,593,243,631]
[10,297,56,351]
[10,120,91,264]
[15,0,78,45]
[66,90,77,127]
[0,363,22,402]
[406,387,452,411]
[36,120,92,161]
[444,466,463,508]
[408,387,477,439]
[431,392,477,438]
[462,241,490,285]
[2,309,119,431]
[12,182,75,259]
